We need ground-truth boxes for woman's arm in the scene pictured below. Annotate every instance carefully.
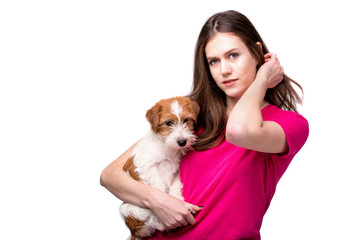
[100,141,201,229]
[100,140,150,207]
[226,53,287,153]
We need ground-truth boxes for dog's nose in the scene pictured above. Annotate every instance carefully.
[177,139,187,147]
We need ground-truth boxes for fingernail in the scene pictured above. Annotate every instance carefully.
[199,206,204,209]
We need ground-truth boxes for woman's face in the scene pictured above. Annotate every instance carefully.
[205,32,259,102]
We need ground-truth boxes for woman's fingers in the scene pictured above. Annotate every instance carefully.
[188,204,203,213]
[264,52,271,58]
[184,204,203,225]
[167,203,203,229]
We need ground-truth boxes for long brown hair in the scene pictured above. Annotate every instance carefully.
[188,10,303,151]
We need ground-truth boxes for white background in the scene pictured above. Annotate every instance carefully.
[1,0,359,239]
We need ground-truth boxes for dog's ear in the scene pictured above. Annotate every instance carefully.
[146,103,161,132]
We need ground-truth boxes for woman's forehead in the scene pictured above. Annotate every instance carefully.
[205,32,246,57]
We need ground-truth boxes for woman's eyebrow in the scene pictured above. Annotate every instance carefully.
[206,48,240,60]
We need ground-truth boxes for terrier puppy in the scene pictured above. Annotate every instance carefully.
[120,96,200,240]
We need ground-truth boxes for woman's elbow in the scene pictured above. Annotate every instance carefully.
[226,124,248,145]
[100,168,110,187]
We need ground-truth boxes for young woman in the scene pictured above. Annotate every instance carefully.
[100,10,309,240]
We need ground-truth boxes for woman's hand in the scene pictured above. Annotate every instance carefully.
[148,190,202,230]
[257,53,284,88]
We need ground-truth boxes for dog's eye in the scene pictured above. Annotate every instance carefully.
[165,121,173,126]
[183,118,189,123]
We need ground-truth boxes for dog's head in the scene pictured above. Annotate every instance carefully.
[146,97,200,151]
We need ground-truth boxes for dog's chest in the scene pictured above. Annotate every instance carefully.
[131,132,183,193]
[136,155,180,193]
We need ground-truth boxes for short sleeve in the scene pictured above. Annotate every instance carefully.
[272,111,309,159]
[262,105,309,159]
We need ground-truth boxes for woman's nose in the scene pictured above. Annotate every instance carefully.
[220,60,231,76]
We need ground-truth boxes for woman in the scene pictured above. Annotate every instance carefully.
[100,10,309,240]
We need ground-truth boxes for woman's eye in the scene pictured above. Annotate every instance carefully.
[209,59,218,65]
[229,53,239,59]
[165,121,173,126]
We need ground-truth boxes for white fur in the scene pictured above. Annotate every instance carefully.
[171,100,182,121]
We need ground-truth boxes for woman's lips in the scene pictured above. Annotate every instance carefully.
[223,79,237,86]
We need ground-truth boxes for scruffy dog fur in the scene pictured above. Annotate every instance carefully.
[120,97,200,240]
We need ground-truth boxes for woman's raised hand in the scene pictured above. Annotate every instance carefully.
[257,53,284,88]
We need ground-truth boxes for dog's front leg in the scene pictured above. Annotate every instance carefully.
[168,171,184,200]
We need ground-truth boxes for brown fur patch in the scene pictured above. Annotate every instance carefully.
[178,97,200,131]
[123,156,141,181]
[157,112,177,137]
[145,103,162,133]
[125,215,149,239]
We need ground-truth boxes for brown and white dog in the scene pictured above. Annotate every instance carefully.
[120,96,200,240]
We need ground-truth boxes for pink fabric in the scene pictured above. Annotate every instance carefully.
[146,104,309,240]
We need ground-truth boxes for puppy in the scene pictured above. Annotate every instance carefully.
[120,96,200,240]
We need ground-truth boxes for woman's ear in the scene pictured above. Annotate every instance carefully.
[255,42,264,69]
[256,42,262,53]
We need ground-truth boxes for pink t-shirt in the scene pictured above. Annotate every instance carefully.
[146,104,309,240]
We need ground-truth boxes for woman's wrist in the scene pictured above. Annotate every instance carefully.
[254,70,270,92]
[246,74,268,107]
[141,186,162,209]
